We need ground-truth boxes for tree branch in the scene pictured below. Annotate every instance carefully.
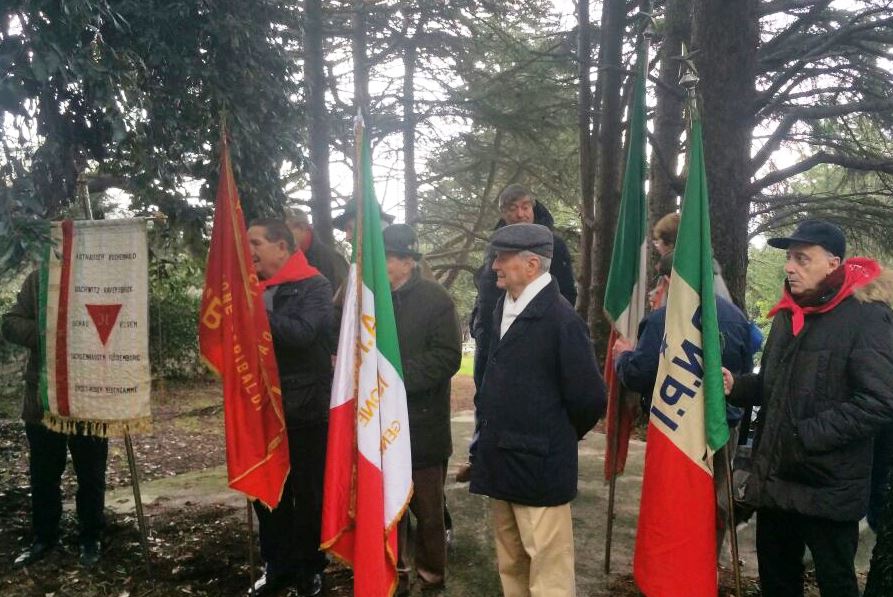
[751,152,893,193]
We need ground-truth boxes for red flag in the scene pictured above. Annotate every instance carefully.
[199,133,289,509]
[603,329,640,480]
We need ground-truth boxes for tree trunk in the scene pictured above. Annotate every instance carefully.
[648,0,689,226]
[403,40,419,224]
[576,0,595,319]
[305,0,334,246]
[588,0,626,353]
[692,0,759,308]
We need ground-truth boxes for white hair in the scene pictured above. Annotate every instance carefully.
[518,250,551,274]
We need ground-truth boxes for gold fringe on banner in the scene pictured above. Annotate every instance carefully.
[42,413,153,438]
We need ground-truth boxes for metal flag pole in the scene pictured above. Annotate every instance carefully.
[246,499,256,596]
[77,174,153,577]
[677,49,743,597]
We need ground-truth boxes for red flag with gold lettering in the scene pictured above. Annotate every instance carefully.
[199,132,289,509]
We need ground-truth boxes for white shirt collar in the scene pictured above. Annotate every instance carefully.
[500,272,551,339]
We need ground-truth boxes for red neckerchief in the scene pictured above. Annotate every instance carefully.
[300,228,313,253]
[768,257,881,336]
[258,250,320,289]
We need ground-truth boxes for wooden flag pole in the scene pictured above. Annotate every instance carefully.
[124,430,152,577]
[79,174,153,577]
[603,358,621,575]
[724,443,743,597]
[604,419,620,575]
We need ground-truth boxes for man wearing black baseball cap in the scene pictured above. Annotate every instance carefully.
[722,219,893,596]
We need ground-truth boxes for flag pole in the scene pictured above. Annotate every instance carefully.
[603,332,620,575]
[79,174,153,578]
[246,499,256,596]
[218,114,257,593]
[724,443,742,597]
[351,113,365,522]
[678,48,743,597]
[603,11,653,575]
[124,430,152,578]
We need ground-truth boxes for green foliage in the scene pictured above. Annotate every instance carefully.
[745,245,786,338]
[417,2,580,288]
[0,275,28,398]
[149,251,204,380]
[1,0,306,273]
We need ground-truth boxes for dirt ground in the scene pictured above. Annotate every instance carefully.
[0,376,855,596]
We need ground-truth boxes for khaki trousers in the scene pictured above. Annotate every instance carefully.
[489,499,576,597]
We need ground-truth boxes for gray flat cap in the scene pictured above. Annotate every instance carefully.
[489,223,553,258]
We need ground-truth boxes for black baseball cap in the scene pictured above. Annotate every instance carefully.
[767,219,846,258]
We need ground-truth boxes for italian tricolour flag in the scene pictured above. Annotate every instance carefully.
[602,38,649,479]
[321,118,412,597]
[633,116,729,596]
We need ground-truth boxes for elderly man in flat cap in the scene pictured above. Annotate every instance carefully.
[723,219,893,597]
[469,223,606,597]
[382,224,462,594]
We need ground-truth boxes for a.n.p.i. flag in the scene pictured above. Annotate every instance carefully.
[198,132,289,509]
[633,116,729,597]
[602,37,650,480]
[321,118,412,597]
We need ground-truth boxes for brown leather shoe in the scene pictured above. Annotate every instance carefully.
[455,462,471,483]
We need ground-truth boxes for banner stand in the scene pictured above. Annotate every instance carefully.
[77,174,153,579]
[125,429,152,578]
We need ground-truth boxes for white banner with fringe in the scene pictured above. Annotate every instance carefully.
[39,219,152,436]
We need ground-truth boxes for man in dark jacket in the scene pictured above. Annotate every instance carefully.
[613,251,753,557]
[457,185,578,484]
[469,223,605,596]
[383,224,462,593]
[285,208,349,292]
[2,270,109,567]
[246,219,334,597]
[723,220,893,597]
[469,184,576,390]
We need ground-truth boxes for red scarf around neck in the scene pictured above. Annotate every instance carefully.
[768,256,881,336]
[258,250,320,289]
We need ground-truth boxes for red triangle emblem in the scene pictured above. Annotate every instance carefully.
[85,304,123,346]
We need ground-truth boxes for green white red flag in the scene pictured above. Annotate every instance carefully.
[198,132,290,509]
[633,116,729,596]
[602,38,650,480]
[321,118,412,597]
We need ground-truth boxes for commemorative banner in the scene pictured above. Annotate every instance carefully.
[39,219,152,437]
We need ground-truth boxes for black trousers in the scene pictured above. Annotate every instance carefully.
[254,423,328,578]
[25,422,108,544]
[756,508,860,597]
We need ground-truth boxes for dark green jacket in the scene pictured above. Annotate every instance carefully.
[730,270,893,521]
[1,270,42,423]
[305,232,349,294]
[391,269,462,469]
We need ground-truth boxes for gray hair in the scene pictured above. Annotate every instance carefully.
[518,250,551,274]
